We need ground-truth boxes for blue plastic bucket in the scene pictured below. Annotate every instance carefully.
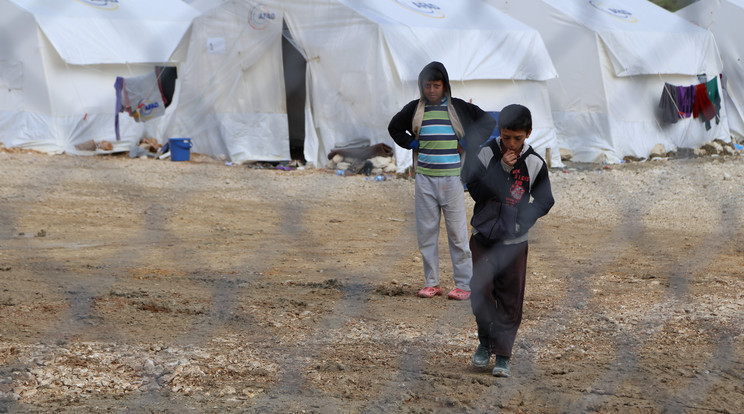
[169,138,192,161]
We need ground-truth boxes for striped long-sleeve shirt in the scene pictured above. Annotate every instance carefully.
[417,99,460,176]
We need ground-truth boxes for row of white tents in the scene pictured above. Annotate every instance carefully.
[0,0,741,168]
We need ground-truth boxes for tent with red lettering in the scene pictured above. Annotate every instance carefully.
[677,0,744,143]
[486,0,730,163]
[282,0,561,170]
[0,0,199,154]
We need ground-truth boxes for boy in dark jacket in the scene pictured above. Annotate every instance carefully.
[465,104,554,377]
[388,61,496,300]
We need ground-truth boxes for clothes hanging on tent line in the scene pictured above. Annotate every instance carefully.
[114,66,178,140]
[659,83,682,124]
[693,79,720,130]
[658,74,721,130]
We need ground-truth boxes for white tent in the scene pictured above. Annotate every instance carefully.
[282,0,561,170]
[162,0,289,163]
[487,0,730,163]
[0,0,199,154]
[677,0,744,143]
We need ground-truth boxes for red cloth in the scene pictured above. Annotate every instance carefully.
[692,83,717,122]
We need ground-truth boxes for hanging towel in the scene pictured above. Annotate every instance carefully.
[125,71,166,122]
[114,69,168,140]
[692,82,717,130]
[677,85,694,119]
[658,82,680,124]
[705,77,721,129]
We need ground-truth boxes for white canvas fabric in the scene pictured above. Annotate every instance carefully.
[11,0,199,65]
[487,0,730,163]
[677,0,744,142]
[0,0,198,153]
[161,0,289,164]
[283,0,562,170]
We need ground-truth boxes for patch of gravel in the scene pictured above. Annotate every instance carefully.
[549,156,744,234]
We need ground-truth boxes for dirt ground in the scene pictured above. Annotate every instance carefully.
[0,148,743,413]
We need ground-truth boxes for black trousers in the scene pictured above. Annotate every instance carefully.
[469,235,528,357]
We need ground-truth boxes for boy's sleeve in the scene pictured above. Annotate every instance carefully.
[388,101,418,149]
[464,147,489,202]
[462,103,497,153]
[515,161,554,236]
[464,144,506,204]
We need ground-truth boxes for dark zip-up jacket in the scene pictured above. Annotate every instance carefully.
[465,137,554,242]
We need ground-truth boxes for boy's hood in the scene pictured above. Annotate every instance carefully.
[418,61,451,101]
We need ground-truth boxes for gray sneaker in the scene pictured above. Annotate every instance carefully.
[471,345,491,368]
[492,356,511,377]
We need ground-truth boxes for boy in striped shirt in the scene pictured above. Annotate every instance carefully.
[388,61,496,300]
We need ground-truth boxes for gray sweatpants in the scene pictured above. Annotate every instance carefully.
[414,174,472,290]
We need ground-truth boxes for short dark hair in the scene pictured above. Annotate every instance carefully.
[420,66,444,84]
[498,104,532,132]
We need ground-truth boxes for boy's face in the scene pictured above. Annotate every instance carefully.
[423,80,444,105]
[500,128,531,154]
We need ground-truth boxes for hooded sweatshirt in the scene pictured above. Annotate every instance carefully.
[410,62,465,141]
[388,61,497,172]
[415,63,463,176]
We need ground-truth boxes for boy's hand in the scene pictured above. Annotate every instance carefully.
[409,139,419,150]
[502,149,518,167]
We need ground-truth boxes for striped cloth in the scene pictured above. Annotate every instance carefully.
[417,98,460,176]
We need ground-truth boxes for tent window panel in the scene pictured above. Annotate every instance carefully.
[0,61,23,90]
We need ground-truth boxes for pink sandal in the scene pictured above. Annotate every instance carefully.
[418,286,443,298]
[447,288,471,300]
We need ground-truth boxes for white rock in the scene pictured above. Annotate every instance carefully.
[144,359,156,373]
[649,143,666,158]
[369,156,391,168]
[559,148,573,161]
[722,146,737,156]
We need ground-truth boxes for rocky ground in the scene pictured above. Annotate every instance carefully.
[0,146,743,413]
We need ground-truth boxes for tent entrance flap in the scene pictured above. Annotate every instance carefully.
[283,20,306,162]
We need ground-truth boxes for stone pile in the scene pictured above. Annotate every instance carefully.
[326,154,397,176]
